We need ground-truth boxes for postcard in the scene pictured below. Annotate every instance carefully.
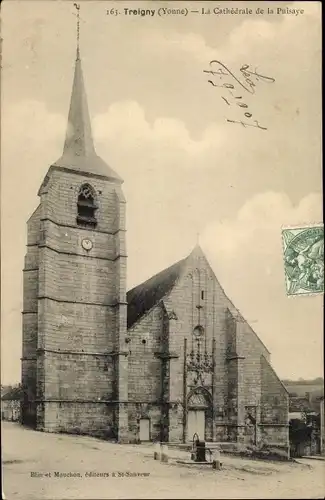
[1,1,323,499]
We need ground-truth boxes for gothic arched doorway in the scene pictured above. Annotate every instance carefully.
[187,387,212,442]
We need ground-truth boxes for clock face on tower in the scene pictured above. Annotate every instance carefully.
[81,238,93,251]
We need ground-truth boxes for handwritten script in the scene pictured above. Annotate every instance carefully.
[204,61,275,130]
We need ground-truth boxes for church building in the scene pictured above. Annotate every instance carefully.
[21,46,289,455]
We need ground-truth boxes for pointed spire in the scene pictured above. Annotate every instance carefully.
[62,51,96,158]
[62,2,95,157]
[52,4,122,182]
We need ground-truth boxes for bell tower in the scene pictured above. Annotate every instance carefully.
[21,7,128,440]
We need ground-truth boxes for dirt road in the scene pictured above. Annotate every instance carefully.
[2,422,324,499]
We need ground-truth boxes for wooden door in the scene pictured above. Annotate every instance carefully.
[139,418,150,441]
[187,410,205,441]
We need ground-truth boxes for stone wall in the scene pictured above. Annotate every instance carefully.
[127,403,162,443]
[22,166,128,437]
[38,169,124,233]
[39,402,116,438]
[127,304,164,442]
[21,206,41,427]
[237,318,270,406]
[128,307,163,400]
[38,300,116,352]
[165,249,230,442]
[42,352,114,400]
[260,355,289,454]
[126,247,288,447]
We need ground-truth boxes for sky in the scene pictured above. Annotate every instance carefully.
[1,0,323,384]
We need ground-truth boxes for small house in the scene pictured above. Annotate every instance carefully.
[1,386,22,422]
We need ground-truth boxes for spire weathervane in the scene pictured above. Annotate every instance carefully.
[50,1,123,182]
[74,3,80,60]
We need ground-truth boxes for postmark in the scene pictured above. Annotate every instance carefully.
[282,224,324,296]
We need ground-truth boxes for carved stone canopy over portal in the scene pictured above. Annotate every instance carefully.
[187,387,212,409]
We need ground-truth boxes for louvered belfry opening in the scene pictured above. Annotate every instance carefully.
[77,183,97,227]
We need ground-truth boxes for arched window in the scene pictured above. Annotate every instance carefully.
[76,184,97,227]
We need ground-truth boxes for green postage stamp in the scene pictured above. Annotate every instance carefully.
[282,224,324,296]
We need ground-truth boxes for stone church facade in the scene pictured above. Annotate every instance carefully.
[21,49,289,454]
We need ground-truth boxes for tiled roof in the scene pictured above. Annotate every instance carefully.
[1,386,22,401]
[127,257,187,329]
